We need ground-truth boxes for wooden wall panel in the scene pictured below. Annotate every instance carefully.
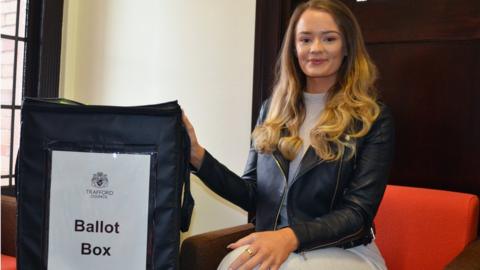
[341,0,480,196]
[368,40,480,193]
[345,0,480,42]
[251,0,293,129]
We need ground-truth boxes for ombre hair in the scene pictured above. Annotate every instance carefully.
[252,0,380,161]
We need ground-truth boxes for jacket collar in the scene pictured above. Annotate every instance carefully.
[272,146,326,183]
[294,146,325,181]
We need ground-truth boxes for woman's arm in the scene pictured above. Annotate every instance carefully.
[182,112,258,212]
[181,100,271,212]
[182,102,301,270]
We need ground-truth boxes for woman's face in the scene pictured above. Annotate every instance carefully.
[295,9,345,86]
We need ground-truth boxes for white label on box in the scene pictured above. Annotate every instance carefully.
[47,150,151,269]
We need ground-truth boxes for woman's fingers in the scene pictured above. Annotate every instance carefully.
[229,245,263,270]
[240,250,268,270]
[257,258,274,270]
[182,111,196,140]
[181,111,205,168]
[228,230,295,270]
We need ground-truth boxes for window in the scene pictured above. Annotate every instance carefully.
[1,0,64,195]
[1,0,26,191]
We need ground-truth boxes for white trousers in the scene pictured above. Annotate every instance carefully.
[217,242,387,270]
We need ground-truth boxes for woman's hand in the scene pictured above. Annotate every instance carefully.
[227,228,299,270]
[182,111,205,170]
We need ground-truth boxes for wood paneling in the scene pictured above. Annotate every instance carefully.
[368,40,480,192]
[342,0,480,195]
[251,0,293,130]
[24,0,65,98]
[344,0,480,42]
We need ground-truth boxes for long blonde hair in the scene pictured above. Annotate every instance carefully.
[252,0,380,161]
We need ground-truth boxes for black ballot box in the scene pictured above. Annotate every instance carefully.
[16,98,194,270]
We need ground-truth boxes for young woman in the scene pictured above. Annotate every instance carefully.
[183,0,394,269]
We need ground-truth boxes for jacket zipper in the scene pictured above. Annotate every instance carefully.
[300,225,365,252]
[329,153,344,210]
[272,155,288,231]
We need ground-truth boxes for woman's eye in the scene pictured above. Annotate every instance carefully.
[300,38,311,43]
[323,36,338,43]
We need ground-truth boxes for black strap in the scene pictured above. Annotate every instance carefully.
[180,172,194,232]
[180,125,194,232]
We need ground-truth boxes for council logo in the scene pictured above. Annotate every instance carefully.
[87,172,114,199]
[91,172,108,189]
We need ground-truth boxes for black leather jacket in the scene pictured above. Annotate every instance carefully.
[194,100,395,252]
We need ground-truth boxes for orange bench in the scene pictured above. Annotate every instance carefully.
[374,185,479,269]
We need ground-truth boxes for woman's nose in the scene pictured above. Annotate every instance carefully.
[310,38,324,53]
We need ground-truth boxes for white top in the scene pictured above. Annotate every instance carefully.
[278,91,327,228]
[288,91,327,183]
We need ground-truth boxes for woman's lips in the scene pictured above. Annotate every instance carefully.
[309,59,327,65]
